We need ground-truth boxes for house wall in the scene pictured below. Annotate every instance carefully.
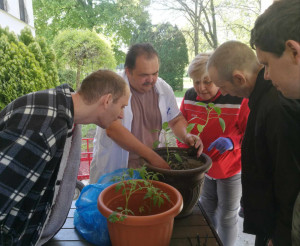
[0,0,35,35]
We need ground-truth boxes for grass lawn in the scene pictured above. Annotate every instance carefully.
[174,89,187,97]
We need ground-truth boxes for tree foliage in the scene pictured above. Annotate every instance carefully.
[0,26,59,110]
[53,29,116,89]
[132,23,189,91]
[153,0,261,55]
[33,0,152,64]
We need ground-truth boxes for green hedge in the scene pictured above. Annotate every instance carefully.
[0,26,59,110]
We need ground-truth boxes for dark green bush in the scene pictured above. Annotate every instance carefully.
[131,23,189,91]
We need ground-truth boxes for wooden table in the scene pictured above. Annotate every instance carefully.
[45,201,222,246]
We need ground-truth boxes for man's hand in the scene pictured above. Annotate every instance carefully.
[148,152,171,170]
[208,137,233,154]
[184,134,204,157]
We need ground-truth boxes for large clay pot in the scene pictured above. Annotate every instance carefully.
[98,180,183,246]
[141,147,212,218]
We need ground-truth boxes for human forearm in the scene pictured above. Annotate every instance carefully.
[107,123,148,155]
[106,121,170,169]
[168,114,189,143]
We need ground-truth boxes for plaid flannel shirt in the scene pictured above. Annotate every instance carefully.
[0,84,74,245]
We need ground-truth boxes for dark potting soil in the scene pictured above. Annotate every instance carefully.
[157,148,205,170]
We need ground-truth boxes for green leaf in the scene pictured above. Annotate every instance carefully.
[175,135,184,143]
[162,121,169,131]
[152,140,160,149]
[128,168,134,178]
[158,196,164,207]
[138,166,146,180]
[186,123,195,133]
[195,102,207,107]
[119,215,126,221]
[108,211,119,223]
[153,196,158,206]
[152,175,159,181]
[115,183,123,192]
[127,209,134,216]
[219,118,226,132]
[151,129,160,133]
[174,153,183,163]
[213,106,221,116]
[208,103,215,108]
[163,193,170,202]
[197,124,205,134]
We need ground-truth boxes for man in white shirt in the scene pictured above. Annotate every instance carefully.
[90,43,203,183]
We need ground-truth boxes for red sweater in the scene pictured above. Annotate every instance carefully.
[177,89,250,179]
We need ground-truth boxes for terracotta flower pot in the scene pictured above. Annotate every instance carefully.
[97,180,183,246]
[141,147,212,218]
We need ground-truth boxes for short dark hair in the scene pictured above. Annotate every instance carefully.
[125,43,159,69]
[78,69,127,104]
[250,0,300,57]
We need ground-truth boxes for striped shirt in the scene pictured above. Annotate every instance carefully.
[0,84,74,245]
[178,89,249,179]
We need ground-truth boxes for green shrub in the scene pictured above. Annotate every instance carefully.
[0,26,59,110]
[58,69,77,89]
[131,23,189,91]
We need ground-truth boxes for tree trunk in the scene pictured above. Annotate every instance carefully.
[76,61,82,90]
[210,0,218,48]
[194,0,199,55]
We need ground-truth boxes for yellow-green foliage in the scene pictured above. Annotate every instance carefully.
[53,29,116,89]
[0,26,59,110]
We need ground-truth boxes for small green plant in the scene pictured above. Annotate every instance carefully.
[186,102,225,136]
[108,166,170,223]
[152,122,183,164]
[151,103,225,165]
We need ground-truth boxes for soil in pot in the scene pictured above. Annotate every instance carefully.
[141,147,212,218]
[163,147,206,170]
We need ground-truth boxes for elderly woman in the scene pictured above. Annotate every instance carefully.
[177,53,249,246]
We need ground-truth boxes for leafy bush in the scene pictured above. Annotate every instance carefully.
[53,29,116,89]
[131,23,189,91]
[58,69,77,88]
[0,26,59,110]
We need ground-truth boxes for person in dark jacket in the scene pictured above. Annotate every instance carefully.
[207,40,300,246]
[250,1,300,245]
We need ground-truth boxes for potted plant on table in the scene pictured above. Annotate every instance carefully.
[141,102,225,218]
[97,167,183,246]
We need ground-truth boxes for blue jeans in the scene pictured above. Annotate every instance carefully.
[200,174,242,246]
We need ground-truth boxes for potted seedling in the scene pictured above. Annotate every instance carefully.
[186,102,225,137]
[152,121,183,165]
[97,167,183,246]
[141,102,225,218]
